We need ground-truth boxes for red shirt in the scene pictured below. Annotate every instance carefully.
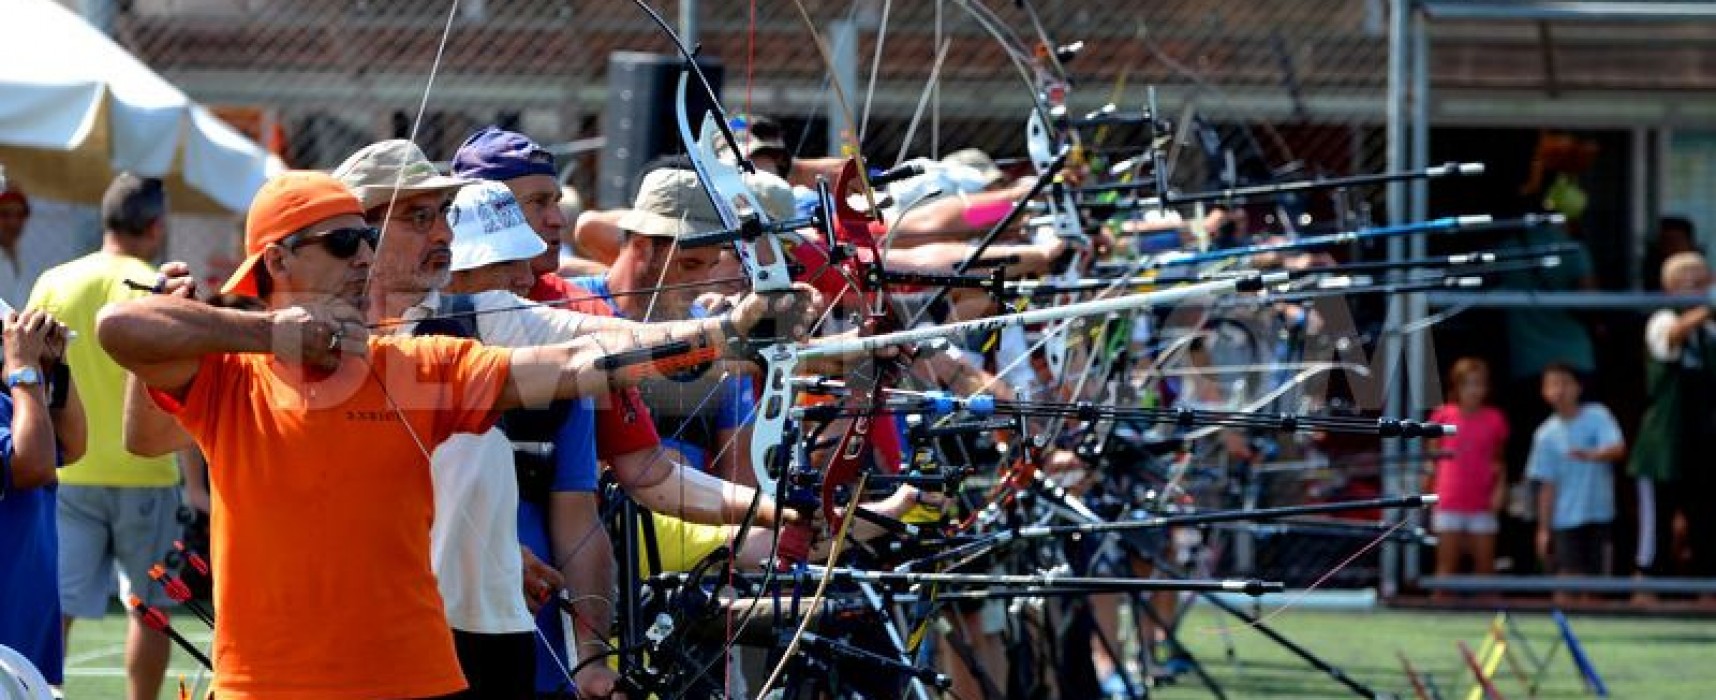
[530,272,661,457]
[528,271,582,305]
[1428,404,1509,514]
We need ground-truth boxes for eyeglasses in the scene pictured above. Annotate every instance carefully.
[388,199,453,233]
[280,226,381,259]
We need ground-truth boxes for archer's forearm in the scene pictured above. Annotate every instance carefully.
[623,458,778,527]
[563,314,730,351]
[97,296,273,367]
[714,426,755,488]
[1668,307,1713,346]
[504,322,738,409]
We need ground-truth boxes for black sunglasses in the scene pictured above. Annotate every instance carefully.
[281,226,381,259]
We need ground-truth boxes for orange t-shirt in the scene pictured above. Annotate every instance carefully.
[153,335,511,700]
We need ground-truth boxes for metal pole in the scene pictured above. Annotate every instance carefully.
[828,19,860,157]
[679,0,698,48]
[1629,127,1650,290]
[1404,2,1432,585]
[1381,0,1411,600]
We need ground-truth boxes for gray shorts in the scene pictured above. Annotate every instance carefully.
[1432,510,1500,535]
[57,485,183,617]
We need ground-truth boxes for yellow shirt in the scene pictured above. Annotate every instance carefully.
[642,511,730,577]
[28,251,178,486]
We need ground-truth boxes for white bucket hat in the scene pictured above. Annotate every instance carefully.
[447,181,548,271]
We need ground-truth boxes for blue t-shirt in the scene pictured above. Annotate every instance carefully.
[517,395,599,693]
[1526,403,1623,529]
[0,394,64,685]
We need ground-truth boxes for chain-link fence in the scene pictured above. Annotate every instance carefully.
[109,0,1397,221]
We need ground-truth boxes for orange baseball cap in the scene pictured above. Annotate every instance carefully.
[223,171,364,296]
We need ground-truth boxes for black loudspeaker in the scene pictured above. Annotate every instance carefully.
[598,52,724,209]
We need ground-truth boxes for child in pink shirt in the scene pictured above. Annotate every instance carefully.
[1427,358,1510,580]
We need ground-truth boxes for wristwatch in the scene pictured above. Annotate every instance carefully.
[6,366,42,390]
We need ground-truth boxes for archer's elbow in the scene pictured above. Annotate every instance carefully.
[612,447,674,492]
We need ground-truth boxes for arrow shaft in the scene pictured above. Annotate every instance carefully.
[802,275,1264,360]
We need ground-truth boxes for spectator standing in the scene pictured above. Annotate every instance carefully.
[1628,252,1716,581]
[0,177,33,306]
[1642,217,1699,291]
[1527,362,1625,603]
[0,308,85,689]
[1427,358,1510,582]
[26,173,180,700]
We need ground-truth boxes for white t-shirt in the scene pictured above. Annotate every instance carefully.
[428,429,532,633]
[402,290,596,633]
[1644,307,1716,364]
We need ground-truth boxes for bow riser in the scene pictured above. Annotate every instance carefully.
[814,161,898,534]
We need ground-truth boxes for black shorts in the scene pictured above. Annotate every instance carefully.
[450,629,536,700]
[1553,523,1612,576]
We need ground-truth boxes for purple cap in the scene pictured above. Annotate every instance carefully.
[452,126,557,182]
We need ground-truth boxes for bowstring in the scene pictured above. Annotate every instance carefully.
[333,0,594,691]
[858,0,893,145]
[364,276,748,330]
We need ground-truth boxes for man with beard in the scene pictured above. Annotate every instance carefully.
[567,166,779,485]
[334,143,565,698]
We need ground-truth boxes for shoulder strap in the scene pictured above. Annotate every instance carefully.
[412,293,480,340]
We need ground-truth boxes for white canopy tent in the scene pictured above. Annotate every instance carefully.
[0,0,284,214]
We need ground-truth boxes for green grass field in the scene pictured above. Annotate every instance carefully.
[1153,607,1716,699]
[62,606,1716,698]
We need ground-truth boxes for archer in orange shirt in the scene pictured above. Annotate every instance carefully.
[95,171,821,700]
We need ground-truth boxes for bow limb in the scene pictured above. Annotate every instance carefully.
[669,77,797,500]
[1020,43,1091,385]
